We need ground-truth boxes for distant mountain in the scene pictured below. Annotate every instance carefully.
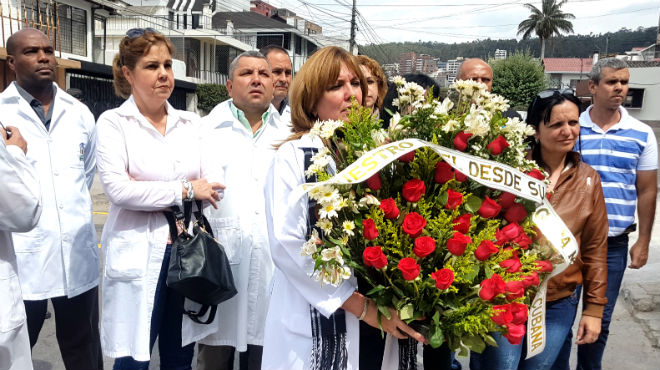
[359,27,658,64]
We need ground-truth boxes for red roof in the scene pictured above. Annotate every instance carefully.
[543,58,593,73]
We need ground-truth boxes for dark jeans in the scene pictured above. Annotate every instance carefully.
[469,288,581,370]
[24,286,103,370]
[113,245,195,370]
[571,235,627,370]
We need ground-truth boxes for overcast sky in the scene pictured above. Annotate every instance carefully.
[268,0,660,44]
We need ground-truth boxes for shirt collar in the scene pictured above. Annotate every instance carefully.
[580,105,633,133]
[119,95,194,133]
[228,100,275,138]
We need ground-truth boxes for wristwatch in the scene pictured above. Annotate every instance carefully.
[182,179,194,201]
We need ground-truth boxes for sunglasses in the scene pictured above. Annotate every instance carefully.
[126,28,158,38]
[536,88,575,99]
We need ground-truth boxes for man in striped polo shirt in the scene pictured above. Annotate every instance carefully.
[576,58,657,369]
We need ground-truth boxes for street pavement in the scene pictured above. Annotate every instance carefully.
[30,176,660,370]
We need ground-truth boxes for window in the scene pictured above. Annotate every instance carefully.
[624,88,644,109]
[294,35,302,55]
[192,14,200,29]
[57,4,87,57]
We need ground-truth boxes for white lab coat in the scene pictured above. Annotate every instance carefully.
[183,100,292,349]
[0,140,41,370]
[0,82,98,300]
[262,134,361,369]
[96,97,220,361]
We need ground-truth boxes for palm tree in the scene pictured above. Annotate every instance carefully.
[518,0,575,60]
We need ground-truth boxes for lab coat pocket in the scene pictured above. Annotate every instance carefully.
[209,217,242,265]
[104,241,148,280]
[0,275,26,332]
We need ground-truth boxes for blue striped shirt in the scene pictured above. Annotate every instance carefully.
[578,106,658,236]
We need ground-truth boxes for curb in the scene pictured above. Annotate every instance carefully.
[621,281,660,348]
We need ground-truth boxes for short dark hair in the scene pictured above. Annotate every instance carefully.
[260,44,289,58]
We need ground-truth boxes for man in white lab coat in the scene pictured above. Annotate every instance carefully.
[260,45,292,125]
[1,28,101,370]
[189,50,291,370]
[0,125,41,370]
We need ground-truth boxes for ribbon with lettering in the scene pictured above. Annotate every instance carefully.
[291,138,577,358]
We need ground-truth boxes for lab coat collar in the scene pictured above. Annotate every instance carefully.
[115,95,196,134]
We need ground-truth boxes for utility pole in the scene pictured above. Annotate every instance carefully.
[349,0,357,54]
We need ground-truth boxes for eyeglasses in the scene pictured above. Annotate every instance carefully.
[126,28,158,38]
[536,88,575,99]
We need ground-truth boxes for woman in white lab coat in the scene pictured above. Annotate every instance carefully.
[263,46,425,370]
[95,29,223,370]
[0,126,41,370]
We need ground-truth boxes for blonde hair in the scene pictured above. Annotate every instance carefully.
[357,54,387,109]
[286,46,366,143]
[112,30,175,99]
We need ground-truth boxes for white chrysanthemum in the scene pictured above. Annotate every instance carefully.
[434,98,454,116]
[371,129,388,146]
[318,185,340,204]
[338,235,349,245]
[316,219,333,235]
[310,120,323,137]
[489,94,510,112]
[308,186,324,200]
[319,200,340,219]
[452,79,488,100]
[524,125,536,137]
[441,119,460,133]
[318,120,344,139]
[342,220,356,236]
[391,75,405,86]
[464,105,491,137]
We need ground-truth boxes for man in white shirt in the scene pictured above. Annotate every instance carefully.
[260,45,292,124]
[1,28,101,370]
[0,125,41,370]
[192,50,291,370]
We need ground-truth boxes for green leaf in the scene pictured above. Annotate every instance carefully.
[429,326,445,348]
[367,285,386,295]
[462,263,480,283]
[438,191,448,207]
[463,335,486,353]
[464,195,483,213]
[378,305,392,320]
[432,310,441,325]
[400,303,415,320]
[484,334,498,347]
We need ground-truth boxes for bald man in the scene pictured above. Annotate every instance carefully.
[457,58,493,91]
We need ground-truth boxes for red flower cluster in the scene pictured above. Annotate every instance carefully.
[403,212,426,237]
[413,236,436,258]
[491,302,528,344]
[434,161,467,184]
[398,257,421,280]
[445,189,464,210]
[478,196,502,219]
[431,268,454,290]
[379,198,400,219]
[495,223,532,249]
[452,214,471,234]
[447,232,472,256]
[363,246,387,269]
[474,240,499,261]
[402,179,426,203]
[479,273,505,301]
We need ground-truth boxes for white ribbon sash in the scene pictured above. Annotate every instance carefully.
[292,138,577,358]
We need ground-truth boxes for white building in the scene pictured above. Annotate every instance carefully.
[494,49,507,60]
[627,61,660,122]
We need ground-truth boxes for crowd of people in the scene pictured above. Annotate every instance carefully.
[0,27,656,370]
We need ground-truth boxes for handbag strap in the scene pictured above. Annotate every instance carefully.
[164,201,194,241]
[185,304,218,325]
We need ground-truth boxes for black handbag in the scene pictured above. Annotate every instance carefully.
[164,200,237,324]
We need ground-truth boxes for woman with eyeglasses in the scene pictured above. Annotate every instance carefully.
[95,28,223,370]
[469,90,608,370]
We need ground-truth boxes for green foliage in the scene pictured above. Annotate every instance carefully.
[490,51,547,109]
[196,83,229,113]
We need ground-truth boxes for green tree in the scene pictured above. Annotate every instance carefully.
[490,51,547,110]
[196,83,229,113]
[517,0,575,60]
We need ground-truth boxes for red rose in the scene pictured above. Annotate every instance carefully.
[527,168,546,180]
[498,192,516,209]
[447,231,472,256]
[478,196,502,219]
[513,232,532,250]
[491,304,513,326]
[402,179,426,203]
[399,150,415,163]
[431,268,454,290]
[452,214,471,234]
[453,131,473,151]
[509,302,528,325]
[500,256,522,273]
[479,273,506,301]
[366,173,382,191]
[504,203,528,224]
[536,260,554,273]
[445,189,463,210]
[402,212,427,238]
[496,223,523,244]
[504,280,525,300]
[362,219,379,240]
[522,271,540,287]
[454,170,467,182]
[398,257,421,280]
[474,240,499,261]
[503,323,526,345]
[486,134,510,155]
[434,161,454,184]
[363,246,388,269]
[379,198,400,219]
[413,236,436,258]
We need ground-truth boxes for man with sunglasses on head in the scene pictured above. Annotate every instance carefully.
[559,58,657,370]
[0,28,101,370]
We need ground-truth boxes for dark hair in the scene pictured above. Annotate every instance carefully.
[526,91,583,166]
[112,30,175,99]
[260,44,289,58]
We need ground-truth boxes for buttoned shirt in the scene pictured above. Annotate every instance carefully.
[14,83,56,130]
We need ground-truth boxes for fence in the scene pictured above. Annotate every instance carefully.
[1,0,61,55]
